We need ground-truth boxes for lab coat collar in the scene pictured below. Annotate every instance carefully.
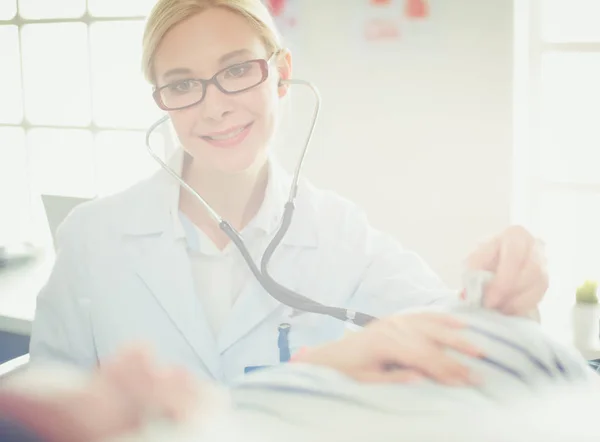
[170,153,287,242]
[117,148,183,237]
[119,149,318,370]
[121,148,318,248]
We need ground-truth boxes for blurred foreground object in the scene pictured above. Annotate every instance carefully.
[0,347,230,442]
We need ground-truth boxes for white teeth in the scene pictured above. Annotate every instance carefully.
[206,126,245,141]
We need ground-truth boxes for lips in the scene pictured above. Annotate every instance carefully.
[200,123,253,148]
[202,125,247,141]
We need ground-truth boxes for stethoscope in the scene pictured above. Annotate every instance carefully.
[144,78,377,329]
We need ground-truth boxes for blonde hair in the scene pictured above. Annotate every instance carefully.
[142,0,282,84]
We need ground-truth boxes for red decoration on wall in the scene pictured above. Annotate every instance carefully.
[405,0,429,19]
[266,0,286,17]
[365,19,400,41]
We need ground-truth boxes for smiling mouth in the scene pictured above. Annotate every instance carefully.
[201,123,252,141]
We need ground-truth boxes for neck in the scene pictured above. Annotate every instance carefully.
[180,158,269,231]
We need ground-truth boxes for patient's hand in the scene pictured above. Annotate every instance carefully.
[83,346,199,433]
[8,347,201,442]
[293,312,484,386]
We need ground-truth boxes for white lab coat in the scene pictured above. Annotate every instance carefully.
[29,153,455,384]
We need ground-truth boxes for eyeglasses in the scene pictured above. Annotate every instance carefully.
[153,57,273,111]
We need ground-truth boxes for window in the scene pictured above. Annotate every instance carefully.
[518,1,600,326]
[0,0,166,245]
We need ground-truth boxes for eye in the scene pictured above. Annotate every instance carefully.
[224,62,253,79]
[167,79,201,94]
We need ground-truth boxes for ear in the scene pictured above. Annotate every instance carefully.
[276,49,293,98]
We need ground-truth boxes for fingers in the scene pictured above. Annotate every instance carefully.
[465,226,545,311]
[388,312,465,329]
[486,251,529,308]
[497,284,545,317]
[354,368,424,384]
[423,324,485,358]
[479,227,537,308]
[96,346,198,422]
[373,313,487,386]
[145,367,198,421]
[486,252,547,318]
[378,325,479,386]
[388,314,482,359]
[408,351,473,385]
[496,243,547,312]
[465,235,501,271]
[300,313,483,388]
[423,313,466,328]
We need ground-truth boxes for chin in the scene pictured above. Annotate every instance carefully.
[186,140,268,175]
[213,154,267,175]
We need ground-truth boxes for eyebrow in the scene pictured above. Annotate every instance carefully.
[161,49,255,82]
[219,48,254,64]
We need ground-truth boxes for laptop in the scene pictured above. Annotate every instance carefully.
[41,195,92,244]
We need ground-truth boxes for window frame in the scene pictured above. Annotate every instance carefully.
[0,4,163,244]
[516,0,600,229]
[0,11,149,135]
[516,0,600,333]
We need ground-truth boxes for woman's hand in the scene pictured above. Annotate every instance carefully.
[293,312,484,385]
[465,225,548,316]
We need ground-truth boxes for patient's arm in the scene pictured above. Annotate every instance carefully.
[292,305,595,387]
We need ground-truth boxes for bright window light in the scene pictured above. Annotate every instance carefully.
[1,1,167,246]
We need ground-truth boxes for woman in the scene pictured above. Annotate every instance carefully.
[29,0,548,384]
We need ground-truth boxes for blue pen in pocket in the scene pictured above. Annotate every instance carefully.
[278,322,291,363]
[244,323,292,374]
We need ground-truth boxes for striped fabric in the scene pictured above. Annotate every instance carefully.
[225,306,599,442]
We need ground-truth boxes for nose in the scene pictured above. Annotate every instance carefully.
[198,83,234,122]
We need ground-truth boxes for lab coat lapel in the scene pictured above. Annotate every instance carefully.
[216,260,283,354]
[127,234,221,379]
[119,151,221,379]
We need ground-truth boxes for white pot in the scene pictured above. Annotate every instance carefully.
[571,303,600,350]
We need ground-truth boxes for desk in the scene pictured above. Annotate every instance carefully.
[0,254,53,364]
[0,253,54,336]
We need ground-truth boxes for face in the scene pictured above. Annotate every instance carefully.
[152,7,291,175]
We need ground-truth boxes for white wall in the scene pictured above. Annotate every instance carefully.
[273,0,514,287]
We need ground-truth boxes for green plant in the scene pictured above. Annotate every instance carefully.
[576,280,599,304]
